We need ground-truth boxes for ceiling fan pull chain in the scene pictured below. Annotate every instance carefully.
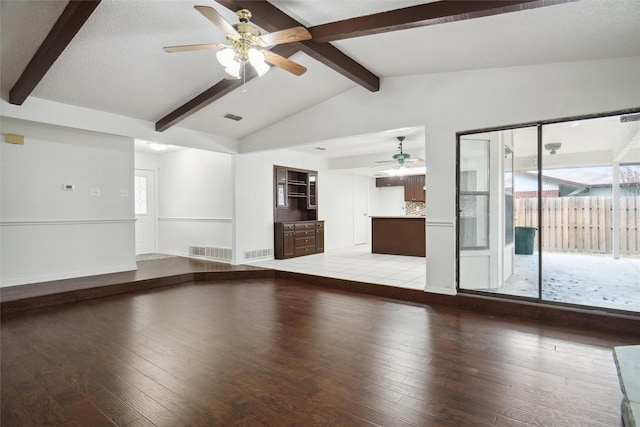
[242,63,247,93]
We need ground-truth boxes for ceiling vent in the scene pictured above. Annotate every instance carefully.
[223,113,243,121]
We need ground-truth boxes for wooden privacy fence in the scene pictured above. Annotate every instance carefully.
[514,196,640,254]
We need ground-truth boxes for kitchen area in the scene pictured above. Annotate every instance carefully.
[370,174,426,257]
[255,161,427,290]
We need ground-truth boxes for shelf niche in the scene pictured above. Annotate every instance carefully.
[274,166,318,223]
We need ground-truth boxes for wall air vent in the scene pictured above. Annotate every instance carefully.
[244,248,273,261]
[189,246,232,261]
[223,113,243,121]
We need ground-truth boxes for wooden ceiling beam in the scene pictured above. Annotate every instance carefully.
[158,0,569,131]
[9,1,101,105]
[155,44,296,132]
[309,0,577,43]
[216,0,380,92]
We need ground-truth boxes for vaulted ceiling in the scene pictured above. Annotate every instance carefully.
[2,0,640,164]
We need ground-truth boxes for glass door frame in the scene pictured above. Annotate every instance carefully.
[455,107,640,314]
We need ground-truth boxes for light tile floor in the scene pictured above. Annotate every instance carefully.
[253,244,427,290]
[254,246,639,313]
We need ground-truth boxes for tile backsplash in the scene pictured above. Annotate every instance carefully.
[406,201,425,216]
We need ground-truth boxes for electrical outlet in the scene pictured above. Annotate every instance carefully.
[120,190,129,197]
[90,188,100,197]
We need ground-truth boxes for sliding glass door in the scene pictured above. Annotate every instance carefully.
[457,112,639,314]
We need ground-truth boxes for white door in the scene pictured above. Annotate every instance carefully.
[135,169,156,254]
[353,175,369,245]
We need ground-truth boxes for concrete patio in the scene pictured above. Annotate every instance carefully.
[490,252,640,312]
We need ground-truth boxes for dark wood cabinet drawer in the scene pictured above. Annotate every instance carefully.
[295,236,316,246]
[315,221,324,229]
[294,222,315,231]
[295,229,314,238]
[282,223,295,231]
[294,245,316,256]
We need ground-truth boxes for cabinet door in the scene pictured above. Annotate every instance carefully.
[315,222,324,253]
[275,167,288,208]
[416,175,425,202]
[283,231,295,258]
[376,177,389,187]
[404,176,417,201]
[307,172,317,209]
[404,176,425,202]
[316,229,324,253]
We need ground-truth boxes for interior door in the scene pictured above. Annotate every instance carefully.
[353,175,369,245]
[135,169,156,255]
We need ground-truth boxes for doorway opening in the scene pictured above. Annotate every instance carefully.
[134,169,156,255]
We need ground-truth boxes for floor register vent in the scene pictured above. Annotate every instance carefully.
[189,246,232,261]
[244,248,272,261]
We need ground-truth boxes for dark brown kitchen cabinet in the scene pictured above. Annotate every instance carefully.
[274,221,324,259]
[404,175,425,202]
[375,176,404,187]
[376,175,425,202]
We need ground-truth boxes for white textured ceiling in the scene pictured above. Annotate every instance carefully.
[1,0,640,166]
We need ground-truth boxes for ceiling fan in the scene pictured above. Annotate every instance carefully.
[164,6,311,78]
[373,136,424,169]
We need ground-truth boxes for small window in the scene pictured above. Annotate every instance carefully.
[134,176,147,215]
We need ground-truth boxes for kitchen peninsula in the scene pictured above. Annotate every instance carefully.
[371,216,425,257]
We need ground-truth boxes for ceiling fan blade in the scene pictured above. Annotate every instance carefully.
[194,5,238,35]
[263,51,307,76]
[261,27,311,46]
[163,43,223,53]
[374,160,395,164]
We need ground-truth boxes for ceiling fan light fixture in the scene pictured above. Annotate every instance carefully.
[248,48,269,76]
[544,142,562,155]
[216,48,236,67]
[225,61,242,79]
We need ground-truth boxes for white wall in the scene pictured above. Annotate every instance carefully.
[154,149,234,257]
[1,117,135,286]
[369,186,405,216]
[134,151,160,171]
[237,57,640,294]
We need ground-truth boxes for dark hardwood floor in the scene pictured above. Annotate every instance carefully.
[2,276,637,426]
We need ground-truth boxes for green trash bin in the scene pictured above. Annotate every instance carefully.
[514,226,536,254]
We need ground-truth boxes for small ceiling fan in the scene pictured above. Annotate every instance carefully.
[164,6,311,78]
[373,136,424,168]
